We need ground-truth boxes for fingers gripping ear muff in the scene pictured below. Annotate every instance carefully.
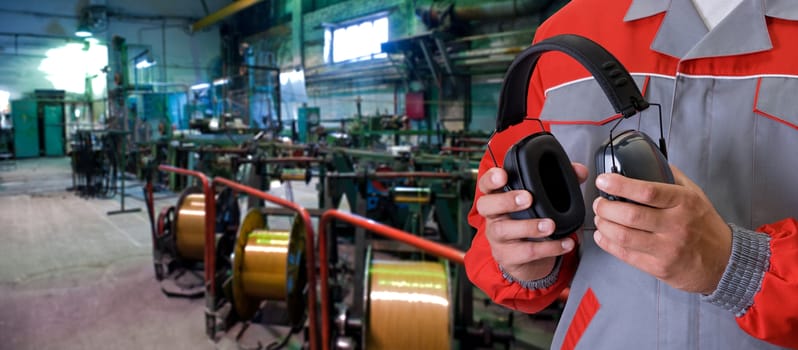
[503,133,584,240]
[491,34,650,240]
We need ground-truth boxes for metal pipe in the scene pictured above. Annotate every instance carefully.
[305,60,398,79]
[455,137,491,145]
[448,29,534,44]
[326,171,460,180]
[260,207,326,217]
[305,63,403,84]
[176,147,249,154]
[191,0,264,32]
[0,31,81,41]
[417,0,552,28]
[440,146,484,153]
[453,0,551,20]
[257,157,324,164]
[457,56,518,67]
[318,209,465,350]
[211,177,319,350]
[327,147,398,160]
[448,46,526,60]
[305,72,404,85]
[252,141,308,150]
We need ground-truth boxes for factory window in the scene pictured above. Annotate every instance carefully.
[324,15,389,63]
[0,90,9,114]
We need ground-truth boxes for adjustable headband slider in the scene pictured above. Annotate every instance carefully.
[621,107,638,119]
[633,98,650,112]
[621,98,650,118]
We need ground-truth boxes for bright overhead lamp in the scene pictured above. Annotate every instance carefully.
[133,50,156,69]
[135,59,156,69]
[75,22,93,37]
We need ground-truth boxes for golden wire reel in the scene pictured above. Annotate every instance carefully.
[174,187,206,261]
[391,186,432,205]
[232,209,307,327]
[366,259,452,350]
[280,167,311,183]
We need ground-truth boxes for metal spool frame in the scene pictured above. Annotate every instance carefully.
[153,205,176,280]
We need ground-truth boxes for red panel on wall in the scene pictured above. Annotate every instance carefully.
[406,92,425,120]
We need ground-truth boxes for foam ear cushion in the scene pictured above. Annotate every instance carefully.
[503,133,585,240]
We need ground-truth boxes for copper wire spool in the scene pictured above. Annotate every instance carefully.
[280,168,309,182]
[391,187,432,204]
[232,209,306,326]
[174,188,206,261]
[366,260,451,350]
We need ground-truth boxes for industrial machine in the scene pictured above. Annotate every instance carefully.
[311,210,516,350]
[319,209,515,350]
[69,130,129,198]
[144,173,241,297]
[224,208,308,345]
[148,164,550,349]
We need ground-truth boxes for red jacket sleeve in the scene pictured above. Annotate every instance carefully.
[463,22,580,314]
[464,204,579,313]
[736,218,798,348]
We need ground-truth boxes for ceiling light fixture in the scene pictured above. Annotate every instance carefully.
[75,22,93,37]
[133,50,156,70]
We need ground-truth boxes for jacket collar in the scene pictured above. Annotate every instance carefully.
[624,0,798,59]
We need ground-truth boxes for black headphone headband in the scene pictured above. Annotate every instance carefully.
[496,34,649,132]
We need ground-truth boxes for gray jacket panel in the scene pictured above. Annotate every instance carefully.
[539,73,795,350]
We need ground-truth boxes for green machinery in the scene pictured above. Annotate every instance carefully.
[321,147,478,245]
[10,97,66,158]
[42,104,65,156]
[296,106,321,143]
[11,100,38,158]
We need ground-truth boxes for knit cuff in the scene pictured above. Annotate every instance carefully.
[701,224,771,317]
[499,257,562,290]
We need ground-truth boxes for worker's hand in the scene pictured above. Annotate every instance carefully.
[592,165,732,294]
[476,164,587,282]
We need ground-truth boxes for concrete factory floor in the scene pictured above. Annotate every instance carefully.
[0,157,556,350]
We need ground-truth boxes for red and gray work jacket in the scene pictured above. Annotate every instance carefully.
[466,0,798,349]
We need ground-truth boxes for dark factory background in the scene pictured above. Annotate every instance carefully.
[0,1,568,349]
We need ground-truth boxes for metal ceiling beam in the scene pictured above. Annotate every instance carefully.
[191,0,264,32]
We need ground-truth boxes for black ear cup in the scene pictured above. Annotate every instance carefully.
[503,133,585,240]
[595,130,674,202]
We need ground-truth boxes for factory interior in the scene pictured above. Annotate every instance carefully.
[0,0,569,349]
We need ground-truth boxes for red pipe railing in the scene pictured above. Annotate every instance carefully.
[157,165,217,295]
[212,177,319,350]
[317,209,465,350]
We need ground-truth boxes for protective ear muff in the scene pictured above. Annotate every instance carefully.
[490,34,650,241]
[503,132,584,240]
[595,129,674,203]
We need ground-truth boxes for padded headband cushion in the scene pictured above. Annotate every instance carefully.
[496,34,649,132]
